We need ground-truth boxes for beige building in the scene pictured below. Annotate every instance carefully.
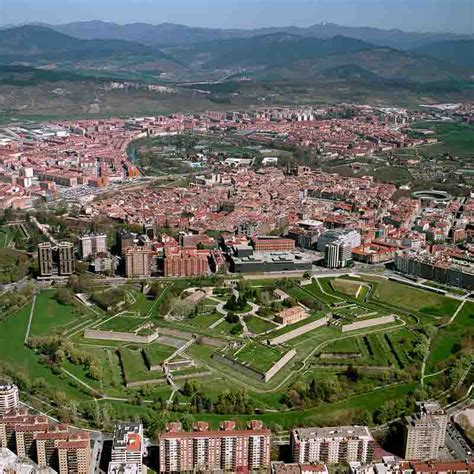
[124,247,153,278]
[291,426,374,464]
[14,417,49,460]
[36,425,69,471]
[404,402,448,460]
[275,306,307,325]
[38,242,54,277]
[58,432,91,474]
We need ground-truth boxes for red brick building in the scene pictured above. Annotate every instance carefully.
[164,247,210,277]
[251,236,295,252]
[159,420,271,473]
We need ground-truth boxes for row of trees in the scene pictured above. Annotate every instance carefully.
[28,336,103,381]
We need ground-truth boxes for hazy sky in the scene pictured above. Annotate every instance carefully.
[1,0,473,33]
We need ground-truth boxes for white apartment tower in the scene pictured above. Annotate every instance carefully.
[404,402,448,460]
[0,383,19,416]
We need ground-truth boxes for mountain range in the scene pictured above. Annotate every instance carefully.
[47,20,471,50]
[0,23,471,86]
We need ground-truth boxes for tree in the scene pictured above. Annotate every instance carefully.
[171,300,194,319]
[87,361,102,381]
[182,380,199,397]
[54,288,73,306]
[344,365,360,383]
[224,295,238,311]
[226,312,239,324]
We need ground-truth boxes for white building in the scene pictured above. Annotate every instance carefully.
[110,422,145,471]
[77,233,107,259]
[404,402,447,460]
[291,426,374,464]
[317,229,361,253]
[0,382,19,415]
[107,462,139,474]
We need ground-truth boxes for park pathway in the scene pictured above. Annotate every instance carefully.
[24,294,37,344]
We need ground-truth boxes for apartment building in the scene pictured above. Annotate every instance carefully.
[36,425,69,471]
[57,242,75,276]
[164,247,209,277]
[14,416,49,460]
[251,236,296,252]
[78,232,107,259]
[404,402,448,460]
[316,229,361,253]
[57,432,91,474]
[291,426,374,464]
[0,408,31,451]
[0,382,19,416]
[37,242,75,278]
[159,420,271,473]
[395,250,474,291]
[124,247,153,278]
[110,421,144,471]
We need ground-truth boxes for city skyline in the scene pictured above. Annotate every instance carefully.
[1,0,473,34]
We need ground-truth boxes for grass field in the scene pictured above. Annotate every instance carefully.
[371,280,459,317]
[245,316,275,334]
[426,301,474,372]
[185,313,222,330]
[30,290,92,336]
[0,304,90,400]
[97,315,144,333]
[0,226,15,248]
[331,279,362,297]
[231,342,284,372]
[412,121,474,158]
[119,347,165,383]
[144,343,176,366]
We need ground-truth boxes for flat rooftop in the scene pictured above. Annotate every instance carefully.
[293,426,372,441]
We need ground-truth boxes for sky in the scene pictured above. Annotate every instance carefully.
[0,0,473,33]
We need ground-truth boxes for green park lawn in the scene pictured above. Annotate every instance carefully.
[119,347,166,383]
[426,301,474,372]
[0,304,90,400]
[144,343,176,366]
[232,342,284,372]
[371,280,460,317]
[185,312,222,330]
[30,290,93,336]
[0,226,14,248]
[331,279,362,297]
[97,315,144,333]
[245,316,275,335]
[181,382,417,429]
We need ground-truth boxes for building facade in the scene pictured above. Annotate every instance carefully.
[124,247,153,278]
[37,242,75,278]
[251,236,296,252]
[110,421,144,471]
[0,383,19,416]
[291,426,374,464]
[78,232,107,259]
[57,432,91,474]
[404,402,447,460]
[164,247,209,277]
[159,420,271,473]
